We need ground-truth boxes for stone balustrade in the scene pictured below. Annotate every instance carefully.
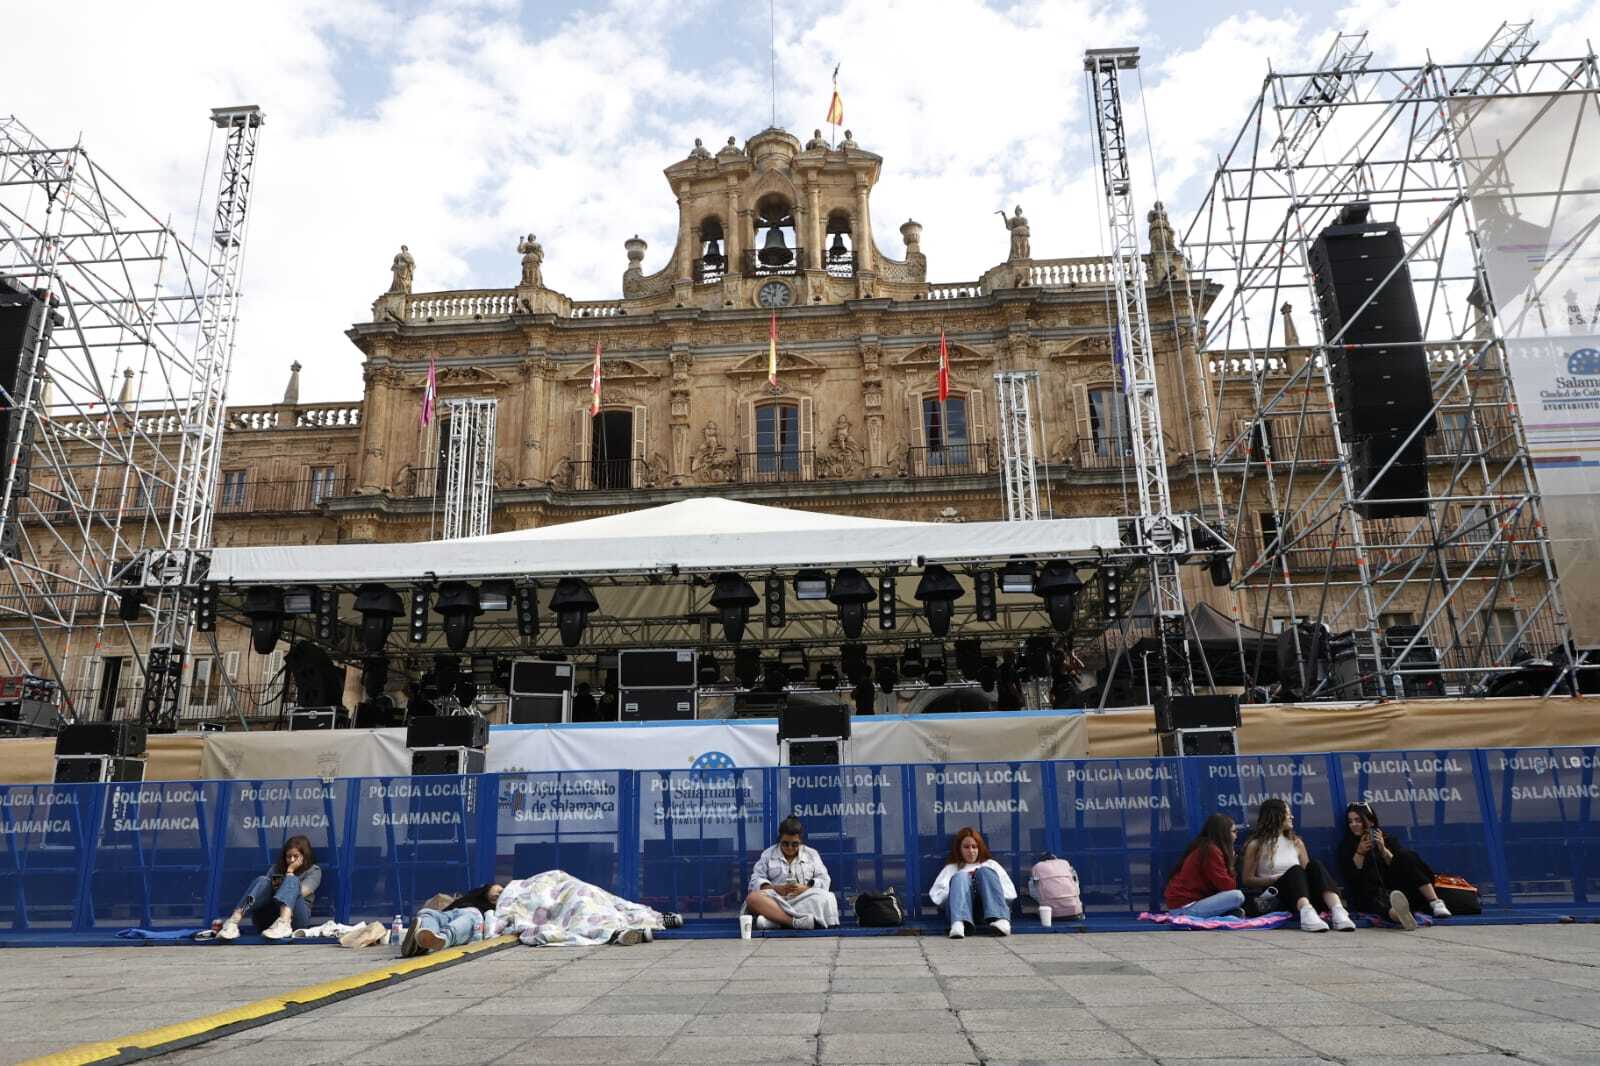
[406,289,522,320]
[225,403,362,431]
[927,281,984,300]
[570,300,624,318]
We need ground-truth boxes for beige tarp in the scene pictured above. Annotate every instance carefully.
[0,733,205,784]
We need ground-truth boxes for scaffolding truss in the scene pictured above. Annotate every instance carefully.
[441,398,497,540]
[0,111,260,724]
[1179,23,1594,695]
[994,370,1041,521]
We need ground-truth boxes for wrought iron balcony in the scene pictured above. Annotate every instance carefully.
[215,477,350,515]
[903,441,993,477]
[735,450,815,484]
[565,457,645,491]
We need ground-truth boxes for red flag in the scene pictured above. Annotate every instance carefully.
[768,312,779,388]
[420,354,438,427]
[937,328,951,404]
[589,341,603,416]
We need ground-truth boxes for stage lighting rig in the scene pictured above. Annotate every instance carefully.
[922,642,948,686]
[972,569,996,622]
[878,571,897,631]
[710,572,759,642]
[829,568,876,639]
[313,588,339,643]
[549,577,599,648]
[815,660,839,691]
[793,569,830,600]
[355,584,404,654]
[195,583,219,632]
[409,586,430,643]
[283,587,315,615]
[1000,561,1036,594]
[899,644,924,681]
[852,679,874,713]
[765,575,785,629]
[1099,563,1124,622]
[874,655,899,693]
[242,586,285,654]
[914,565,964,637]
[514,583,540,638]
[433,581,482,652]
[479,581,513,612]
[734,646,761,689]
[841,642,869,685]
[698,653,721,686]
[1035,562,1084,632]
[781,647,808,684]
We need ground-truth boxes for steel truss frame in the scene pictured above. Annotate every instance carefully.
[0,110,260,726]
[441,397,496,540]
[994,370,1042,521]
[1178,23,1595,695]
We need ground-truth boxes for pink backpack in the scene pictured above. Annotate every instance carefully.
[1029,857,1082,917]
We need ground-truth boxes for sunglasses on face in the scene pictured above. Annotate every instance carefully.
[779,839,802,849]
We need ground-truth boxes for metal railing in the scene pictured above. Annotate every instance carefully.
[1061,435,1137,472]
[743,247,805,277]
[693,257,727,284]
[736,450,814,484]
[903,441,993,477]
[565,457,644,491]
[59,682,286,724]
[824,251,857,279]
[215,477,350,515]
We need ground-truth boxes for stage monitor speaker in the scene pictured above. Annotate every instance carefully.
[406,714,488,749]
[617,649,697,689]
[0,277,55,499]
[734,690,787,718]
[619,688,695,722]
[786,739,841,765]
[410,747,485,775]
[56,722,147,758]
[1155,694,1241,732]
[53,755,146,783]
[1158,727,1237,757]
[510,694,567,724]
[1383,625,1446,697]
[777,703,851,741]
[509,659,574,697]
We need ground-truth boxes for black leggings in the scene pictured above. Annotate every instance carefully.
[1263,859,1340,910]
[1349,849,1434,914]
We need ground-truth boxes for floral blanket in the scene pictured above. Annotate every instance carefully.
[497,869,664,947]
[1138,910,1294,930]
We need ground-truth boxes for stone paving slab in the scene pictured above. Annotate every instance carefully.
[6,924,1600,1064]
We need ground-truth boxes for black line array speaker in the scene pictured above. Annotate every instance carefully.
[777,704,851,741]
[54,755,146,783]
[406,714,488,749]
[411,747,485,775]
[618,649,696,689]
[0,277,55,504]
[1155,694,1242,732]
[56,722,148,758]
[1310,204,1433,519]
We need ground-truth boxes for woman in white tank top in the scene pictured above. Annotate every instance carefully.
[1240,798,1355,932]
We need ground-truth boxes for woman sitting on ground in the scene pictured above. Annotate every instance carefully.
[929,826,1017,939]
[1240,798,1356,932]
[402,882,504,957]
[1336,803,1451,930]
[219,835,321,941]
[743,816,838,931]
[1163,813,1246,918]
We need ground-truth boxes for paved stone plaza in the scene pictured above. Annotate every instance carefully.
[7,925,1600,1064]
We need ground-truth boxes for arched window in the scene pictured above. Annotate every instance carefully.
[696,216,726,283]
[751,194,798,276]
[825,210,855,278]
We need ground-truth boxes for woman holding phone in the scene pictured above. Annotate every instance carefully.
[218,835,322,941]
[1337,803,1451,929]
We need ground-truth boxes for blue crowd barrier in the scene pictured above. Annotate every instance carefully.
[1,745,1596,933]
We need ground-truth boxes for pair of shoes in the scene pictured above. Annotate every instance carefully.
[948,921,965,939]
[663,913,684,929]
[415,927,446,952]
[400,918,424,958]
[753,915,774,931]
[218,918,240,942]
[790,915,815,931]
[1329,905,1357,932]
[1430,899,1452,919]
[1299,906,1330,932]
[1389,890,1418,931]
[642,928,654,943]
[988,918,1011,936]
[262,916,293,941]
[611,928,646,946]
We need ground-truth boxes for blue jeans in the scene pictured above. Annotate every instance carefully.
[944,866,1008,929]
[418,906,482,948]
[1169,889,1246,918]
[236,874,312,931]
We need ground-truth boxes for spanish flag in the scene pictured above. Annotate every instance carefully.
[768,312,779,388]
[826,64,844,127]
[589,341,603,416]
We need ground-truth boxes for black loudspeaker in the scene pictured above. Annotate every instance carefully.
[411,747,485,775]
[54,755,146,783]
[0,277,54,499]
[508,659,573,696]
[406,714,488,749]
[787,739,841,765]
[1158,728,1238,757]
[510,695,565,724]
[1384,625,1446,697]
[1349,434,1430,520]
[618,649,697,688]
[56,722,148,758]
[619,688,695,721]
[777,704,851,741]
[1155,694,1242,732]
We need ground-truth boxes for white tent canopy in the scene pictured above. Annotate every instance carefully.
[208,497,1123,585]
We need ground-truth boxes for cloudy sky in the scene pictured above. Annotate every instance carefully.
[9,0,1598,405]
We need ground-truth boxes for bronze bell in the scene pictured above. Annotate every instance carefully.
[828,232,848,259]
[703,238,724,268]
[759,225,793,267]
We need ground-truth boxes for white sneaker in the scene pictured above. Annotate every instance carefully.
[1329,905,1357,932]
[1299,906,1330,932]
[262,916,293,940]
[218,918,240,941]
[753,915,774,930]
[1390,891,1417,931]
[791,914,815,930]
[989,918,1011,936]
[948,921,965,939]
[1430,899,1452,919]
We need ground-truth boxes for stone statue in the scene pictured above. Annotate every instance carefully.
[805,128,827,150]
[517,233,544,289]
[388,244,415,294]
[999,206,1030,261]
[690,421,735,483]
[689,137,711,160]
[841,129,858,149]
[817,414,867,479]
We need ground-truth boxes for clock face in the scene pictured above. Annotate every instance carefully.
[757,281,793,308]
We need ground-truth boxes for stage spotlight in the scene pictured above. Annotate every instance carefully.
[955,638,983,679]
[433,581,482,652]
[899,644,924,681]
[924,646,948,687]
[362,656,388,699]
[195,583,218,632]
[874,655,899,693]
[1000,561,1036,594]
[478,581,513,612]
[765,575,786,629]
[829,567,876,639]
[734,646,762,689]
[793,569,830,600]
[841,642,869,684]
[878,572,897,630]
[1036,562,1084,631]
[972,569,996,622]
[314,588,339,642]
[698,652,721,686]
[914,564,964,637]
[514,583,539,638]
[242,586,285,655]
[549,577,599,648]
[710,572,759,642]
[762,658,787,693]
[816,660,839,691]
[1100,564,1124,622]
[283,586,315,615]
[355,583,404,654]
[409,586,430,643]
[782,647,808,684]
[977,658,998,692]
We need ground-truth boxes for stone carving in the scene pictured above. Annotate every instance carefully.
[841,129,858,149]
[690,420,735,483]
[641,452,669,487]
[689,137,712,160]
[805,128,827,150]
[816,414,866,479]
[517,233,544,289]
[388,244,415,294]
[1000,206,1030,261]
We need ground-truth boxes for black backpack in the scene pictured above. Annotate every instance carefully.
[853,888,904,927]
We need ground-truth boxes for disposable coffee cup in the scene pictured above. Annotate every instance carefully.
[1038,905,1053,928]
[739,915,753,939]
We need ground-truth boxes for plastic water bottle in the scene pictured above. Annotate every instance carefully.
[484,911,499,938]
[473,913,485,942]
[391,914,404,953]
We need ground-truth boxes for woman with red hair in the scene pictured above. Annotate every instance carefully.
[928,826,1016,938]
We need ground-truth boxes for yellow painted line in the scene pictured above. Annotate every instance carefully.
[22,934,518,1066]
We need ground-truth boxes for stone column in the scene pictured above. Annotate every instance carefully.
[853,179,874,274]
[516,355,549,486]
[669,348,692,483]
[355,365,394,493]
[724,178,742,274]
[807,180,823,271]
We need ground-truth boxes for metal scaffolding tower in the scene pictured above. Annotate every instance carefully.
[441,398,496,540]
[1177,23,1589,696]
[994,370,1041,521]
[1084,46,1192,696]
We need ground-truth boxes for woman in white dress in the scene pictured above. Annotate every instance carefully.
[1240,798,1356,932]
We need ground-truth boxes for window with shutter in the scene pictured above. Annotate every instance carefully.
[1087,388,1131,457]
[754,402,800,477]
[798,396,815,479]
[189,656,214,709]
[969,391,988,472]
[632,404,649,487]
